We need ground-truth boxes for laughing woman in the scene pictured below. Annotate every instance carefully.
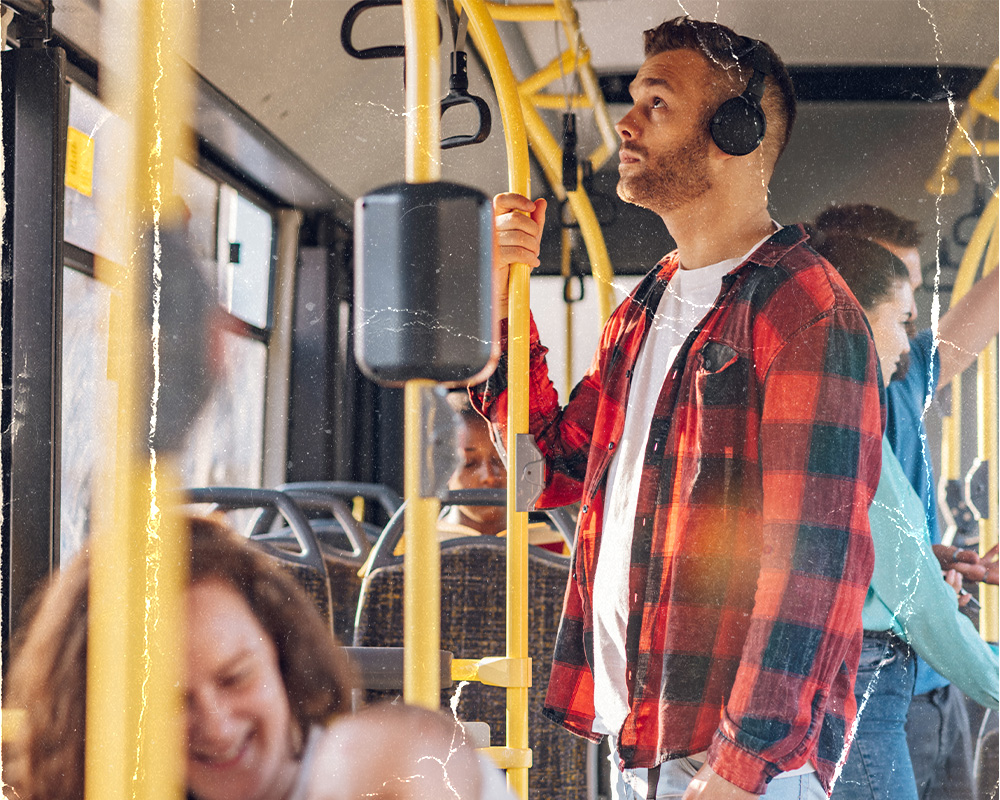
[3,516,356,800]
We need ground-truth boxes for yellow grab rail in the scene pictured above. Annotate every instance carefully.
[468,0,619,325]
[86,2,193,800]
[937,190,998,642]
[400,0,443,712]
[403,0,441,184]
[519,97,616,322]
[402,381,443,708]
[926,59,999,196]
[976,334,998,641]
[459,1,533,795]
[484,1,560,21]
[974,207,998,640]
[551,0,618,172]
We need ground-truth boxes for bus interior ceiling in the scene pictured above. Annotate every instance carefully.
[49,0,999,276]
[11,0,1000,526]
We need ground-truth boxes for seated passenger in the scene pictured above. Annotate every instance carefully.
[440,391,508,537]
[811,235,999,800]
[3,516,512,800]
[390,392,566,554]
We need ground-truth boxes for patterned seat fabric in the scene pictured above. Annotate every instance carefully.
[353,540,588,800]
[322,554,364,643]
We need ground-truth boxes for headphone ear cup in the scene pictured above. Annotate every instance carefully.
[710,95,767,157]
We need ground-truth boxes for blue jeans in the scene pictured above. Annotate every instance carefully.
[832,633,917,800]
[609,747,826,799]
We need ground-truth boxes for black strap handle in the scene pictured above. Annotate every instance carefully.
[953,183,989,247]
[341,0,405,60]
[341,0,443,61]
[440,51,492,150]
[563,273,585,304]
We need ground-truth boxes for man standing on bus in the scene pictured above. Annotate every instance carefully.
[472,17,883,800]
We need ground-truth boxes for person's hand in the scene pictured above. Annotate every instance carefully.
[682,763,758,800]
[492,193,547,319]
[932,544,988,582]
[944,569,972,607]
[981,544,998,585]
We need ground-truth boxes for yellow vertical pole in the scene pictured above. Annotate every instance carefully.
[403,380,442,707]
[401,0,443,711]
[976,218,998,640]
[939,192,998,637]
[939,192,998,539]
[460,1,532,795]
[977,338,998,640]
[86,1,192,800]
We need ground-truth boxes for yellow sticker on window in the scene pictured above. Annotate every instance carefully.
[65,126,95,196]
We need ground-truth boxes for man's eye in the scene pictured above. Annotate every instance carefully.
[651,98,664,108]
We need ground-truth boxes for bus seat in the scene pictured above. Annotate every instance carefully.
[353,536,589,800]
[249,486,388,642]
[182,487,335,633]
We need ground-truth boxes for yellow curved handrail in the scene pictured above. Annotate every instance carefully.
[937,190,998,643]
[519,97,616,322]
[458,2,534,795]
[468,0,619,325]
[926,59,999,196]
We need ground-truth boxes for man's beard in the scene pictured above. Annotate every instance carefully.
[617,130,713,214]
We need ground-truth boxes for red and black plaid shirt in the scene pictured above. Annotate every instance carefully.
[473,226,882,794]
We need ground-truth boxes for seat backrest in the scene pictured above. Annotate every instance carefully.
[182,487,335,632]
[322,551,365,643]
[353,538,587,800]
[367,488,576,572]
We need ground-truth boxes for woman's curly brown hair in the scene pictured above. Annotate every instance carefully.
[3,515,356,800]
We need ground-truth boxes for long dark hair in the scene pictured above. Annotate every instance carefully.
[3,515,355,800]
[813,234,910,312]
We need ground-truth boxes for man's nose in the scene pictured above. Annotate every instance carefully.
[615,108,637,140]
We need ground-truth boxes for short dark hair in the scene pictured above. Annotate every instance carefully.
[813,204,923,248]
[446,390,486,425]
[642,17,796,165]
[814,234,911,311]
[4,516,355,800]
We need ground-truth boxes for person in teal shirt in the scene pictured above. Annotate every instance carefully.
[813,235,998,800]
[814,203,1000,800]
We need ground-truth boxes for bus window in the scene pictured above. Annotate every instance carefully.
[178,330,267,489]
[60,268,115,561]
[59,100,275,555]
[218,185,274,330]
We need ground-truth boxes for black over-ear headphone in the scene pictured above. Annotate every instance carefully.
[709,39,771,157]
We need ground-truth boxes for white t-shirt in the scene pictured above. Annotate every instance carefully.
[592,235,774,738]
